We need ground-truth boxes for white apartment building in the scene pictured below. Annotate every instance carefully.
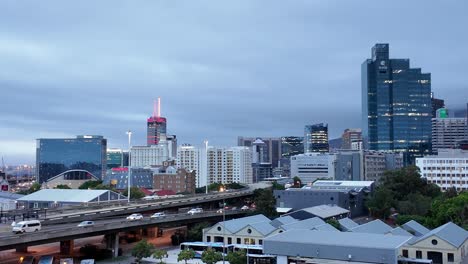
[432,117,467,153]
[290,153,335,184]
[416,149,468,191]
[207,146,253,184]
[130,143,169,167]
[176,144,203,187]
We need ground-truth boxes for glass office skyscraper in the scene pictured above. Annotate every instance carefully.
[36,135,107,183]
[304,123,329,153]
[362,44,432,163]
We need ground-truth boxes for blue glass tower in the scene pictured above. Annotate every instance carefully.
[36,135,107,183]
[362,44,432,163]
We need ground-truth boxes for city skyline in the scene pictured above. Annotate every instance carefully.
[1,1,468,164]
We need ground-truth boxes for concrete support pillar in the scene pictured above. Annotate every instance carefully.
[146,227,157,237]
[60,240,74,255]
[16,245,28,253]
[113,233,119,258]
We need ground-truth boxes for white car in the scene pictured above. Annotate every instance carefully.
[126,213,143,221]
[77,221,95,228]
[150,212,166,218]
[216,208,224,214]
[241,205,250,211]
[187,208,203,215]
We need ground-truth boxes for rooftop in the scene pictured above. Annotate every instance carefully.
[221,214,271,233]
[298,205,349,219]
[408,222,468,248]
[281,217,326,231]
[402,220,430,236]
[349,219,393,234]
[17,189,125,203]
[270,215,298,228]
[338,218,359,231]
[312,180,374,188]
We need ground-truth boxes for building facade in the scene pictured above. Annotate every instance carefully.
[153,167,196,194]
[416,149,468,191]
[341,129,362,149]
[130,144,169,167]
[176,144,202,186]
[432,109,467,153]
[431,94,445,118]
[362,43,432,164]
[290,153,335,184]
[107,148,123,169]
[207,146,253,184]
[238,137,281,168]
[36,135,107,183]
[304,123,329,153]
[104,167,154,189]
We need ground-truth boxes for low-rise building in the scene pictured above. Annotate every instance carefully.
[274,180,374,217]
[0,191,23,211]
[400,222,468,264]
[103,167,154,189]
[16,189,127,209]
[416,149,468,191]
[290,153,336,184]
[153,166,196,194]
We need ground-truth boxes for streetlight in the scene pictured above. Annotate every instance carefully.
[126,130,132,203]
[219,186,226,264]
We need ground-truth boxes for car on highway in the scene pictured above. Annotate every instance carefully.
[18,256,36,264]
[187,208,203,215]
[241,205,250,211]
[126,213,144,221]
[150,212,166,218]
[216,208,224,214]
[77,221,95,228]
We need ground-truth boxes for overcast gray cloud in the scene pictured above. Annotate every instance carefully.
[1,0,467,164]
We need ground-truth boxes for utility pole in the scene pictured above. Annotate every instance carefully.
[126,130,132,203]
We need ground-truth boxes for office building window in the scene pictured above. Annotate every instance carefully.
[416,251,422,259]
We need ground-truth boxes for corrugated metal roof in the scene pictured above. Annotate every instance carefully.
[312,224,339,232]
[222,214,271,233]
[17,189,121,203]
[300,205,349,219]
[408,222,468,248]
[350,219,393,234]
[265,229,412,250]
[402,220,430,236]
[338,218,359,231]
[388,227,413,237]
[0,191,24,200]
[249,221,278,236]
[282,217,326,230]
[270,215,298,228]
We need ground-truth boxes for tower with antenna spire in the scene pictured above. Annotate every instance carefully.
[147,97,167,145]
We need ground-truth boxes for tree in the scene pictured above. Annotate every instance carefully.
[326,219,340,230]
[427,192,468,229]
[177,249,195,264]
[208,182,224,192]
[131,239,155,263]
[226,249,247,264]
[17,182,42,195]
[366,188,395,219]
[272,181,285,190]
[152,248,168,264]
[78,180,103,190]
[253,188,278,219]
[54,184,71,189]
[201,248,222,264]
[123,187,145,199]
[292,176,302,188]
[395,215,428,227]
[186,222,211,242]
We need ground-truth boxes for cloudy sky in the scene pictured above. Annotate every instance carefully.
[1,1,467,164]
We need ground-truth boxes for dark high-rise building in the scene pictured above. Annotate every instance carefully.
[107,148,123,169]
[237,137,281,167]
[362,44,432,163]
[304,123,329,153]
[36,135,107,183]
[431,93,445,118]
[147,98,167,145]
[281,136,304,158]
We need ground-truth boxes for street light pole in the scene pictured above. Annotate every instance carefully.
[126,130,132,203]
[222,196,226,264]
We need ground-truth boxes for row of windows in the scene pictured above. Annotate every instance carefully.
[422,159,468,164]
[424,173,466,177]
[422,167,467,170]
[402,249,454,262]
[429,180,468,185]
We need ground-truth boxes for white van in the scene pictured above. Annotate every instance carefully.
[12,220,41,234]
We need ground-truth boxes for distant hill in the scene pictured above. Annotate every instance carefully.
[329,137,342,150]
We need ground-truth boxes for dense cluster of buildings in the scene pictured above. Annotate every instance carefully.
[25,44,467,196]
